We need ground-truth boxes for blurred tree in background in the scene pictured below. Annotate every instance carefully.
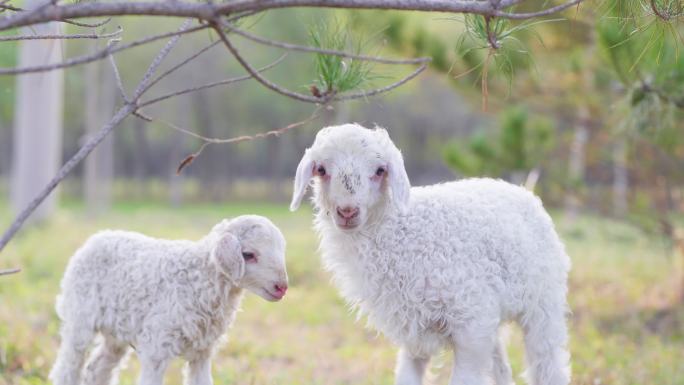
[443,106,553,185]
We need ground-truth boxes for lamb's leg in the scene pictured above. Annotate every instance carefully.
[449,330,497,385]
[492,328,513,385]
[82,335,129,385]
[184,351,213,385]
[394,348,430,385]
[137,354,169,385]
[521,305,570,385]
[49,322,95,385]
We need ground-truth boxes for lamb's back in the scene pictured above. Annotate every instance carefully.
[57,231,205,326]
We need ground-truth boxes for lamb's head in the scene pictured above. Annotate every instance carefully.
[210,215,288,301]
[290,123,410,231]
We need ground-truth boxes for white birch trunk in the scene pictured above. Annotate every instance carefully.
[10,4,64,223]
[83,46,115,216]
[564,108,589,219]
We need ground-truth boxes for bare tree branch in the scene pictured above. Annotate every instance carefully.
[212,22,324,103]
[144,40,222,92]
[107,39,129,103]
[0,24,208,75]
[139,53,287,107]
[333,63,429,100]
[0,2,113,27]
[59,17,112,28]
[134,19,193,96]
[135,106,322,174]
[493,0,583,19]
[0,0,585,32]
[0,25,122,41]
[221,20,431,65]
[0,268,21,276]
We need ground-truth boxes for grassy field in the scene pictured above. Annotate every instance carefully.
[0,202,683,385]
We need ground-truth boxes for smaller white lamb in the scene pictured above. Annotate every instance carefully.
[49,215,288,385]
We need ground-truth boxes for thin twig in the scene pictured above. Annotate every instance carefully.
[212,21,323,103]
[0,3,112,28]
[221,20,431,65]
[142,11,264,91]
[136,106,322,174]
[139,53,287,107]
[493,0,583,19]
[0,268,20,276]
[107,38,129,103]
[0,23,207,75]
[333,63,428,100]
[0,25,121,41]
[145,40,221,92]
[134,19,193,97]
[60,17,112,28]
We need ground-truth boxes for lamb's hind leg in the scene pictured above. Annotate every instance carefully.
[137,351,170,385]
[49,321,95,385]
[82,335,129,385]
[184,350,213,385]
[492,328,513,385]
[521,304,571,385]
[449,327,497,385]
[395,348,430,385]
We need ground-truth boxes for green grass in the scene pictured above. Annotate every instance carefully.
[0,202,683,384]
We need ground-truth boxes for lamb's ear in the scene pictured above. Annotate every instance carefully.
[375,128,410,213]
[211,233,244,285]
[290,149,314,211]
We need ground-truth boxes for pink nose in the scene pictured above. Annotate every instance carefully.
[336,206,359,220]
[274,283,288,297]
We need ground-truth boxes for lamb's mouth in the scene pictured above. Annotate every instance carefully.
[335,219,361,230]
[262,288,284,301]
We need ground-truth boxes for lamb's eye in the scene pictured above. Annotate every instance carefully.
[375,167,386,177]
[242,252,256,261]
[317,166,326,177]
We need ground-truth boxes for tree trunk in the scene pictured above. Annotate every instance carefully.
[132,117,150,199]
[10,6,64,223]
[613,138,629,217]
[83,44,115,216]
[192,91,222,201]
[564,107,589,219]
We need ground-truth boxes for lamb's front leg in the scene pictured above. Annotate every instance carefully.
[395,348,430,385]
[184,351,213,385]
[137,355,170,385]
[449,330,497,385]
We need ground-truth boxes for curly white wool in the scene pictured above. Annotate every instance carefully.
[291,124,571,385]
[49,215,288,385]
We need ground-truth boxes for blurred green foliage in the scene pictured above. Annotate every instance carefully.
[443,106,554,178]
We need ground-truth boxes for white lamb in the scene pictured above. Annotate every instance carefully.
[49,215,288,385]
[290,124,571,385]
